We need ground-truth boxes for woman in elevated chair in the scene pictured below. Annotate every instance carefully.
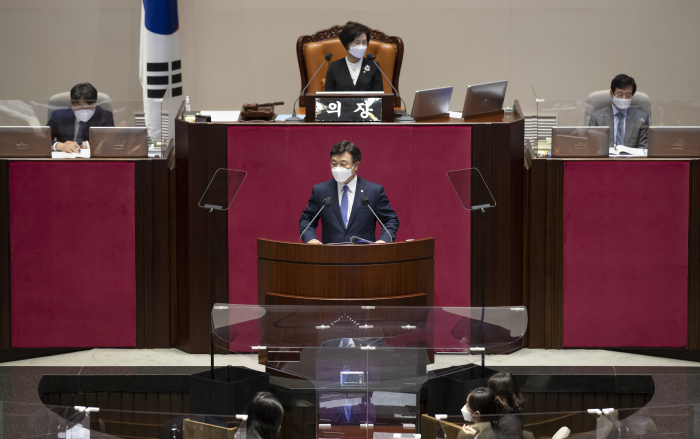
[324,22,383,92]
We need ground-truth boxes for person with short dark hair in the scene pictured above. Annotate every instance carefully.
[588,74,649,149]
[457,388,500,439]
[299,140,398,244]
[243,392,284,439]
[324,22,383,92]
[47,82,114,153]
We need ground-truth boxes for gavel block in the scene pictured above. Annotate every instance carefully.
[239,101,284,122]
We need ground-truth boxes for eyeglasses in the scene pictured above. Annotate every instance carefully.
[614,92,634,99]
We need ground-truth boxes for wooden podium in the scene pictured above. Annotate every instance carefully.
[257,238,434,306]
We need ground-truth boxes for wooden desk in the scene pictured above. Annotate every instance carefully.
[0,158,174,355]
[525,157,700,349]
[174,103,525,353]
[258,238,434,306]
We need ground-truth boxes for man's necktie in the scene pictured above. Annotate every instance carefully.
[76,122,86,143]
[615,112,624,147]
[340,185,349,228]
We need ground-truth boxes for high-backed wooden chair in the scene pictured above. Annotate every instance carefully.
[296,22,404,111]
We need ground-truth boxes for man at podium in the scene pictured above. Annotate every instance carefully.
[299,141,398,244]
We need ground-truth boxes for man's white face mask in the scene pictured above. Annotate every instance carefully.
[612,96,632,110]
[332,164,355,183]
[74,109,95,122]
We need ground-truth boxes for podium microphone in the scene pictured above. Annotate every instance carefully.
[287,53,333,123]
[366,54,415,123]
[299,197,332,242]
[360,196,393,243]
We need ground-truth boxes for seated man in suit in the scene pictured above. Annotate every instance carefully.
[589,74,649,149]
[48,82,114,153]
[299,140,398,244]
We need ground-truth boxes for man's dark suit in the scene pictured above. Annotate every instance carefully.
[324,58,383,92]
[299,177,399,243]
[47,106,115,143]
[588,105,649,149]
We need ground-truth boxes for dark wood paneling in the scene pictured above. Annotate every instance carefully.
[135,161,152,348]
[175,119,229,353]
[258,238,434,264]
[544,160,564,349]
[266,292,427,307]
[259,258,433,301]
[688,160,700,349]
[0,161,9,350]
[526,159,564,349]
[466,112,525,310]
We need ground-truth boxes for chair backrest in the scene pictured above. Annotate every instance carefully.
[583,90,651,125]
[47,91,113,120]
[552,426,571,439]
[297,23,404,107]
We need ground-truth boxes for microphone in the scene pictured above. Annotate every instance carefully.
[366,54,415,123]
[299,197,332,242]
[287,53,333,123]
[360,196,393,243]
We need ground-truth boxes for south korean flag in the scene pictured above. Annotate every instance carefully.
[139,0,182,145]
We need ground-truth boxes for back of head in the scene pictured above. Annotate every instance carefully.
[467,387,498,416]
[486,372,525,414]
[245,392,284,439]
[70,83,98,104]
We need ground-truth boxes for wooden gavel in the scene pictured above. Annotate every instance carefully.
[243,102,284,111]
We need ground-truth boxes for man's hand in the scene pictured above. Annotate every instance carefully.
[375,240,387,244]
[57,141,81,153]
[307,239,323,245]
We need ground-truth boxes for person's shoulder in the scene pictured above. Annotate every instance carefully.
[357,177,381,190]
[328,58,346,69]
[313,179,336,190]
[592,106,609,117]
[51,108,73,120]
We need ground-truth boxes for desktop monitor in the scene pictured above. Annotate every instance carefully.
[462,80,508,118]
[0,127,51,158]
[551,126,609,158]
[648,126,700,158]
[410,86,453,120]
[89,127,149,158]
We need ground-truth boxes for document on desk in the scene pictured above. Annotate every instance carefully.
[199,111,240,122]
[371,391,416,407]
[52,149,91,159]
[609,146,646,157]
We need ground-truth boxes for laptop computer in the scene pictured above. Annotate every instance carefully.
[551,126,609,158]
[648,126,700,158]
[462,80,508,118]
[89,127,149,158]
[0,126,51,158]
[410,86,453,119]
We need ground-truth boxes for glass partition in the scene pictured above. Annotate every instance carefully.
[0,99,167,157]
[533,90,700,158]
[4,400,699,439]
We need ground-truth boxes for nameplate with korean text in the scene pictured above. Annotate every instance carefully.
[315,97,383,122]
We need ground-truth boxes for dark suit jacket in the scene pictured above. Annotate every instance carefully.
[299,177,399,244]
[324,58,383,92]
[47,106,115,143]
[588,105,649,149]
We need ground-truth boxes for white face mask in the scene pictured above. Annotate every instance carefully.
[348,45,367,59]
[612,96,632,110]
[331,165,354,183]
[74,109,95,122]
[461,405,473,422]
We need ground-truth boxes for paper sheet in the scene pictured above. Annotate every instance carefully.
[52,149,91,159]
[276,114,305,121]
[371,391,416,407]
[199,111,240,122]
[448,111,463,119]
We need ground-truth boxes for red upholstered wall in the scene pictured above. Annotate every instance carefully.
[228,125,471,306]
[563,161,689,347]
[10,162,136,348]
